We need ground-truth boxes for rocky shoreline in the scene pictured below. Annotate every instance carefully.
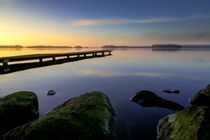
[1,85,210,140]
[0,91,39,135]
[130,84,210,140]
[0,91,116,140]
[157,84,210,140]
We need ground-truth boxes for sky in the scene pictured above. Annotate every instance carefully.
[0,0,210,46]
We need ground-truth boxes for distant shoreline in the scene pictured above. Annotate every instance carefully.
[0,45,23,48]
[1,44,210,49]
[26,46,72,48]
[101,45,210,49]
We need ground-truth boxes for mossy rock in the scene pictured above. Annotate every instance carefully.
[157,106,210,140]
[0,91,39,135]
[190,84,210,106]
[2,92,116,140]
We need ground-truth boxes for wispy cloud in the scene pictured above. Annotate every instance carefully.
[70,14,210,26]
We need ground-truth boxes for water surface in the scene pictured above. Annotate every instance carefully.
[1,48,210,140]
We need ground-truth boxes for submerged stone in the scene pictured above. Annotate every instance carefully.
[0,91,39,135]
[189,84,210,106]
[46,90,56,96]
[2,92,116,140]
[163,90,180,94]
[130,90,184,111]
[157,106,210,140]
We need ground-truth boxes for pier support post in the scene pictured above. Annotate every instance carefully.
[95,53,97,56]
[102,52,105,56]
[52,56,56,61]
[3,59,10,72]
[67,56,70,59]
[109,51,111,55]
[84,54,86,58]
[39,58,43,63]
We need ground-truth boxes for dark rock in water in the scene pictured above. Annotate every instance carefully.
[130,90,159,107]
[46,90,56,96]
[163,90,180,94]
[189,84,210,106]
[157,106,210,140]
[130,90,184,111]
[0,91,39,135]
[2,92,116,140]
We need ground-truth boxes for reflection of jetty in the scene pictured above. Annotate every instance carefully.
[0,45,23,48]
[152,44,182,49]
[0,50,112,74]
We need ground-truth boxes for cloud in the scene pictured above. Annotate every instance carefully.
[70,14,210,26]
[71,18,177,26]
[71,19,127,26]
[142,31,210,42]
[187,31,210,40]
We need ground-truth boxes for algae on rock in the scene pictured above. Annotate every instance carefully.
[190,84,210,106]
[0,91,39,135]
[2,92,116,140]
[157,106,210,140]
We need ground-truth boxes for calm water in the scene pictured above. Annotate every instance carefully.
[1,48,210,140]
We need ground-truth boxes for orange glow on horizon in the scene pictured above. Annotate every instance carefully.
[0,15,155,47]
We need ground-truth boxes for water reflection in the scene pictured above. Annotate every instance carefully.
[78,69,178,78]
[0,48,98,57]
[152,48,181,52]
[0,48,210,140]
[0,48,23,51]
[76,69,206,80]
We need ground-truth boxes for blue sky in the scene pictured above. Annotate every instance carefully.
[0,0,210,46]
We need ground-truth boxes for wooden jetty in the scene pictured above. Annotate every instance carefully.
[0,50,112,74]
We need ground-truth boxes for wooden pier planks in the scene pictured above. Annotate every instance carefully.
[0,50,112,73]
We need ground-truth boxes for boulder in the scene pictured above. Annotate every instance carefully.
[2,92,116,140]
[189,84,210,106]
[0,91,39,135]
[130,90,184,111]
[157,106,210,140]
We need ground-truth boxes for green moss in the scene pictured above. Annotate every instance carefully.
[0,91,38,113]
[199,85,210,96]
[158,106,210,140]
[0,91,39,135]
[169,106,205,139]
[9,92,115,140]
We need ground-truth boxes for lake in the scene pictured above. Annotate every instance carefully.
[1,48,210,140]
